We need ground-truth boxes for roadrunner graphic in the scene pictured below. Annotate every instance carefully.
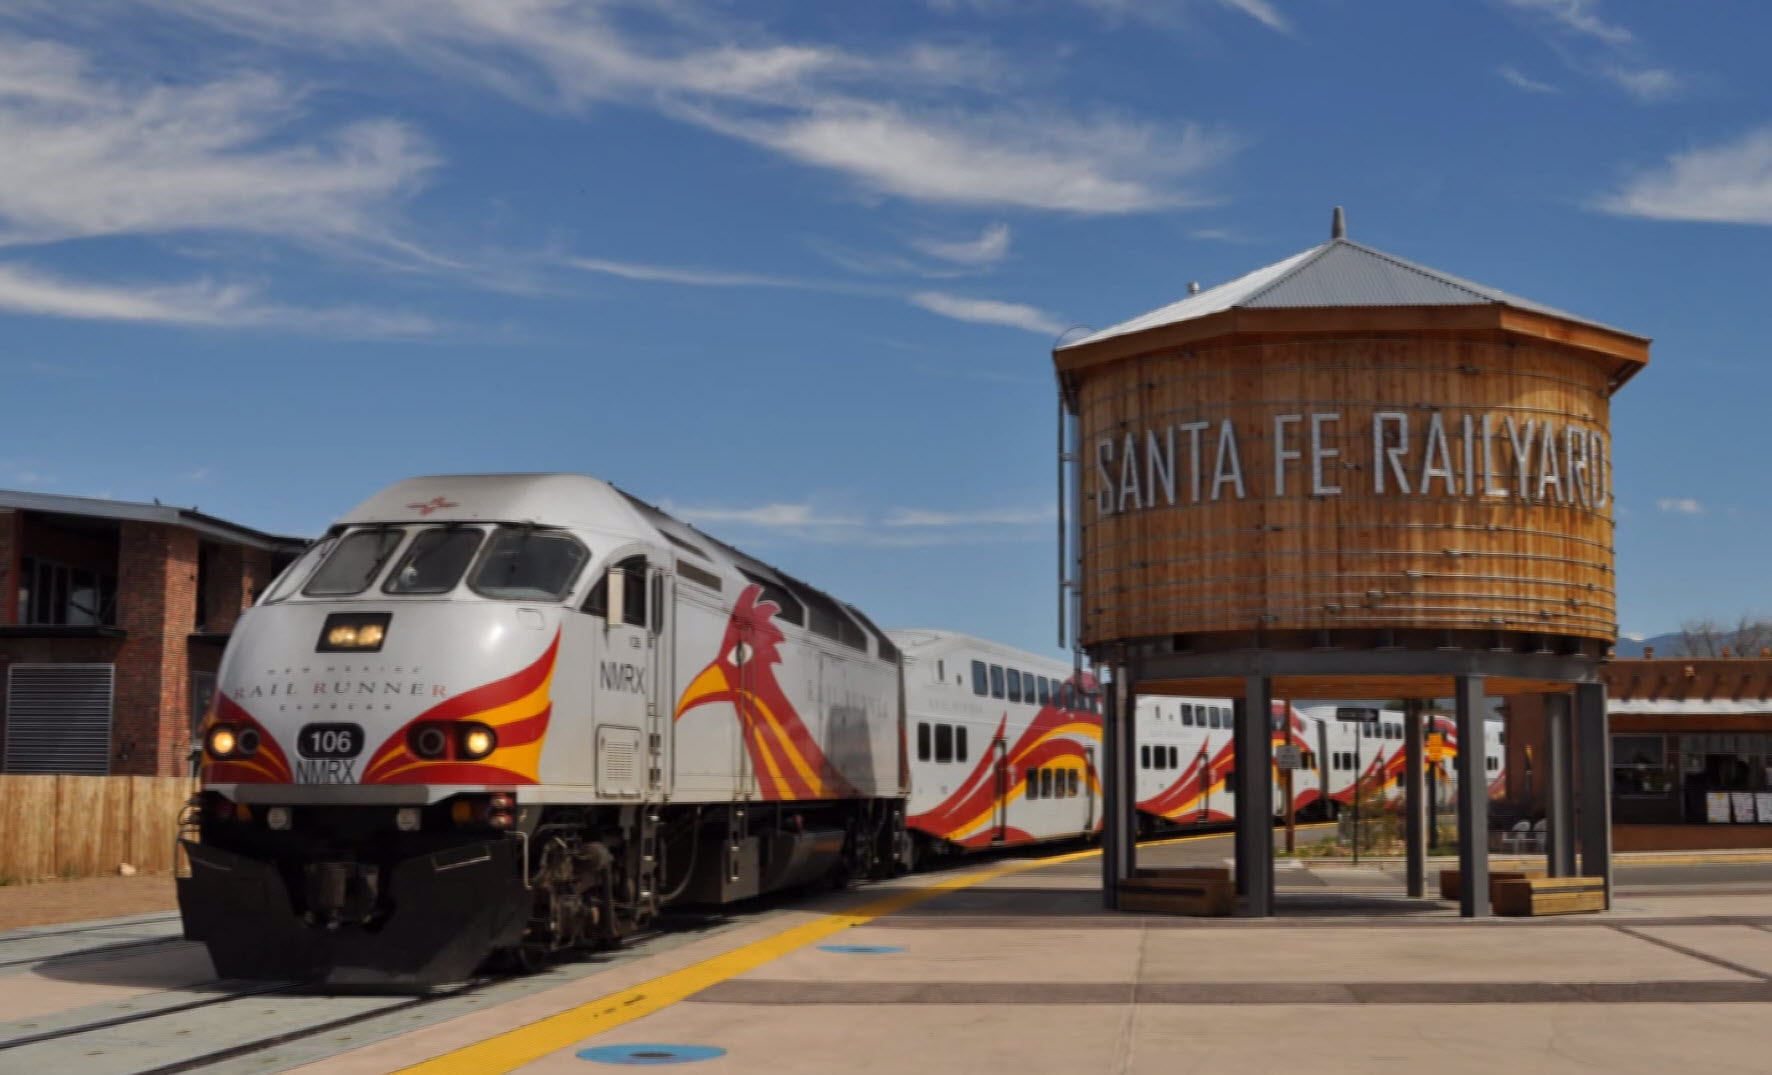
[675,584,855,800]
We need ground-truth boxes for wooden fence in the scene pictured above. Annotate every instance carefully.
[0,775,194,882]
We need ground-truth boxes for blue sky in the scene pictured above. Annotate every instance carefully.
[1,0,1768,653]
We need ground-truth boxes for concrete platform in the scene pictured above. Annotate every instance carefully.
[245,834,1772,1075]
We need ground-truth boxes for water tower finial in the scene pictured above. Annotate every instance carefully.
[1332,206,1346,240]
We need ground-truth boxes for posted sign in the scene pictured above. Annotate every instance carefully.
[1336,707,1379,724]
[1275,744,1305,770]
[1426,733,1445,762]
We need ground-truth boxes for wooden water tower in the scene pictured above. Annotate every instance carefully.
[1055,210,1648,916]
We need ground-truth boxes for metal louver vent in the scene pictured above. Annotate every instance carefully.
[597,725,642,798]
[4,664,114,774]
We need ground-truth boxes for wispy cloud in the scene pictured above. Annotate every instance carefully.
[146,0,1235,214]
[1500,0,1631,46]
[1497,0,1677,102]
[564,255,872,293]
[1217,0,1290,33]
[0,262,432,334]
[1498,65,1559,93]
[911,223,1012,266]
[665,502,864,529]
[661,498,1052,545]
[0,37,435,250]
[884,506,1055,527]
[909,291,1067,336]
[1657,497,1704,515]
[1597,128,1772,226]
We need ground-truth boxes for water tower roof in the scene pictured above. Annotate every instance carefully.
[1058,237,1641,353]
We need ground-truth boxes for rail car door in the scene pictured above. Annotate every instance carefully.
[992,738,1009,843]
[592,549,658,801]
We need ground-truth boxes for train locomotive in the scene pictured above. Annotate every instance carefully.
[180,474,905,987]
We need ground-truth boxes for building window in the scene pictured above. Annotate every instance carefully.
[990,665,1005,699]
[972,660,988,696]
[17,558,118,627]
[1612,735,1668,797]
[917,722,931,762]
[935,724,954,763]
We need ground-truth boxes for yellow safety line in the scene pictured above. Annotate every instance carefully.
[395,827,1262,1074]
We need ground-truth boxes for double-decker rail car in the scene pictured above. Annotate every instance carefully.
[180,474,905,988]
[891,630,1102,861]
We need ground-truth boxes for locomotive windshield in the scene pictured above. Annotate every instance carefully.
[259,535,334,603]
[469,527,588,601]
[384,527,483,594]
[304,529,404,596]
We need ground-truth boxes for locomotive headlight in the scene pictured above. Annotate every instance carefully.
[409,723,449,759]
[460,724,497,760]
[317,613,392,652]
[206,725,238,758]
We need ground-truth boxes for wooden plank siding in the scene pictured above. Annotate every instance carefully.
[0,774,191,881]
[1073,335,1619,649]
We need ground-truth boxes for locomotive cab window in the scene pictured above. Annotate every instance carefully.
[384,527,483,594]
[471,527,588,602]
[304,528,403,596]
[582,554,648,624]
[263,535,334,603]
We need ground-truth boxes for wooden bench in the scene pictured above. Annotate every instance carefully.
[1438,868,1544,901]
[1117,867,1234,917]
[1492,876,1607,916]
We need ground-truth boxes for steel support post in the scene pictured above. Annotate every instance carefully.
[1455,675,1489,917]
[1099,665,1120,908]
[1232,695,1247,898]
[1575,682,1613,906]
[1119,670,1138,884]
[1403,698,1426,899]
[1241,675,1275,917]
[1545,692,1577,877]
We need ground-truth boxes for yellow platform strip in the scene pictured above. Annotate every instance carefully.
[396,827,1270,1074]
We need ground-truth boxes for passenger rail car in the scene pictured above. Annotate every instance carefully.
[180,474,905,988]
[892,630,1101,860]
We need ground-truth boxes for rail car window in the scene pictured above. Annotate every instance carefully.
[583,555,648,624]
[956,726,968,763]
[304,529,403,597]
[1169,746,1179,768]
[935,724,954,763]
[1141,745,1150,769]
[1068,770,1080,797]
[471,528,589,602]
[1040,768,1053,798]
[990,665,1004,699]
[262,536,334,603]
[1026,769,1039,799]
[972,661,988,696]
[1006,670,1021,703]
[917,722,931,762]
[1038,678,1052,706]
[384,527,483,594]
[676,559,723,592]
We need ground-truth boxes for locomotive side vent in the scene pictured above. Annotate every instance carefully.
[597,725,643,798]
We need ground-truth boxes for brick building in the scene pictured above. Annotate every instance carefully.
[0,491,305,776]
[1506,653,1772,851]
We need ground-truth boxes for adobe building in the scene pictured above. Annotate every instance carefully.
[1507,652,1772,850]
[0,491,305,776]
